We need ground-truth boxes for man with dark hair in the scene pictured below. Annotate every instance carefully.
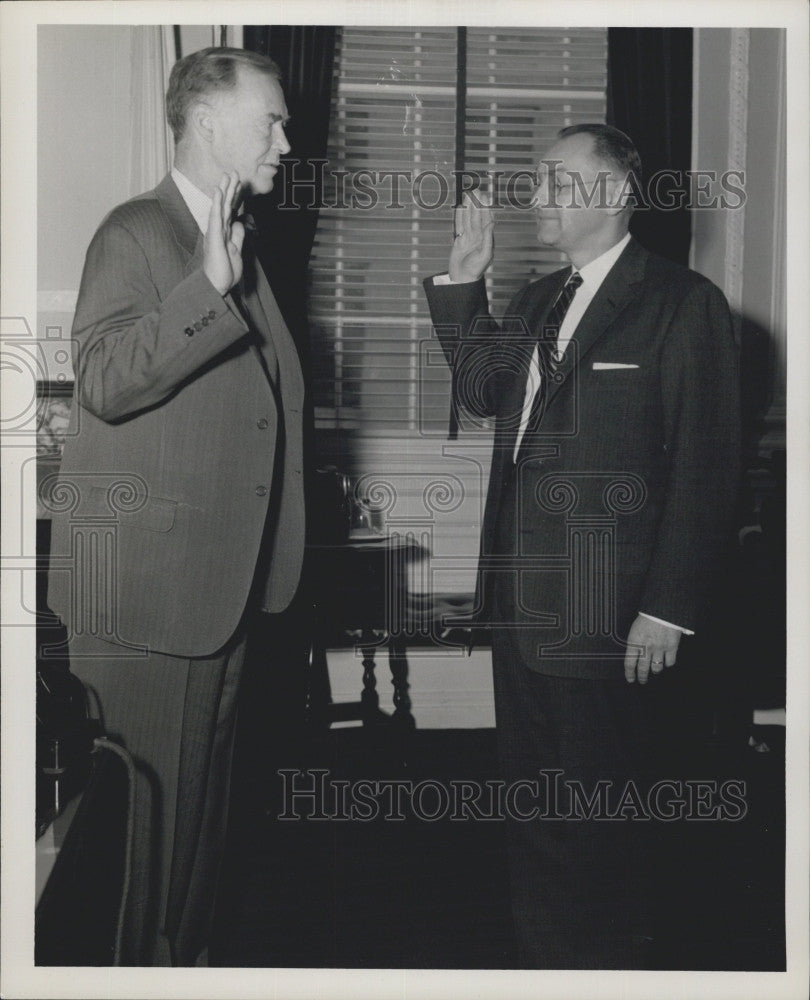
[424,123,740,967]
[48,47,304,966]
[557,121,643,181]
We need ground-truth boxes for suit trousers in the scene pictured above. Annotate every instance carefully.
[490,622,671,969]
[67,629,246,966]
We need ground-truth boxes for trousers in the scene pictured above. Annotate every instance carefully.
[490,622,683,969]
[67,629,246,966]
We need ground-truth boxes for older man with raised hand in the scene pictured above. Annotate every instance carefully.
[48,47,305,966]
[424,123,740,968]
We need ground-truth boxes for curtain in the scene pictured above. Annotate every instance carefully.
[607,29,693,265]
[238,27,337,713]
[242,26,337,357]
[128,26,175,197]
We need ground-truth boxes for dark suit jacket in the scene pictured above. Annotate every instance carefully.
[424,238,741,679]
[48,175,306,657]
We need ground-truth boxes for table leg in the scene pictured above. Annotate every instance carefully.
[306,639,332,731]
[389,637,415,731]
[359,630,380,726]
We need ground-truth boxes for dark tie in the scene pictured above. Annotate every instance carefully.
[526,271,583,432]
[236,212,258,236]
[231,226,279,384]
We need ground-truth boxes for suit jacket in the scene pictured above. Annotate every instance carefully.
[48,175,306,657]
[424,238,741,679]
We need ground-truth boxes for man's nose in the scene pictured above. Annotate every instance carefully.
[274,125,291,155]
[531,178,547,209]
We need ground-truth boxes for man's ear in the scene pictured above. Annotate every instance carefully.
[608,172,641,215]
[188,101,216,144]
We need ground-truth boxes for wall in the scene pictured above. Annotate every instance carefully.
[38,25,135,363]
[691,28,787,455]
[37,25,242,377]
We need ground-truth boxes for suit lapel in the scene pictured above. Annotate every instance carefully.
[154,174,204,273]
[244,242,305,407]
[544,238,647,410]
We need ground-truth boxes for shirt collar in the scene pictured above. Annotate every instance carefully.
[171,167,213,236]
[571,232,632,289]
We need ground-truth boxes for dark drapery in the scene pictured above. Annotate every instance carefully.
[244,24,337,514]
[238,28,338,701]
[607,29,693,265]
[243,26,337,358]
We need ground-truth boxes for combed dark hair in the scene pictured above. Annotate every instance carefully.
[557,123,643,184]
[166,47,282,143]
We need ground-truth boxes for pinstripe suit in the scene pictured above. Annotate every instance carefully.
[47,175,305,964]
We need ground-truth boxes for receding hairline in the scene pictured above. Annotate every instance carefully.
[554,123,642,177]
[166,47,283,141]
[172,45,281,78]
[205,63,285,106]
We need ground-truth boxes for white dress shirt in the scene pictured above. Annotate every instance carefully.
[171,167,213,235]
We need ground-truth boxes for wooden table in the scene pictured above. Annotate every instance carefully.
[305,533,424,730]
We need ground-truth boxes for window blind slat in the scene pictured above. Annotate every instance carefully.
[309,27,607,431]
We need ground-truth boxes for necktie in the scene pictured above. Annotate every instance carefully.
[236,212,258,236]
[526,271,583,431]
[231,225,280,384]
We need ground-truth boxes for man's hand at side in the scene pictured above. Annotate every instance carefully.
[448,191,494,283]
[204,171,246,296]
[624,614,682,685]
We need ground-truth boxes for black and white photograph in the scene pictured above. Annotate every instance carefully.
[1,1,807,997]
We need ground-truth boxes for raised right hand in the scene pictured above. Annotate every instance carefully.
[204,171,246,296]
[448,191,494,282]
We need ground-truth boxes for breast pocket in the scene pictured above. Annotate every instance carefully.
[588,366,643,406]
[584,366,657,450]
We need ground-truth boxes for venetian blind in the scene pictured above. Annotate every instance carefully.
[308,27,608,435]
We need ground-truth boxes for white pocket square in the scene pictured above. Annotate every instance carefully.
[592,362,639,370]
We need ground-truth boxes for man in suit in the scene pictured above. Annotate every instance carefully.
[424,124,740,967]
[46,47,305,966]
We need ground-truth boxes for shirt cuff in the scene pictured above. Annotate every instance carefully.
[639,612,695,636]
[432,272,474,286]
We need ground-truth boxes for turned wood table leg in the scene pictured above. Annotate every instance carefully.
[359,629,380,725]
[305,639,332,731]
[389,636,415,731]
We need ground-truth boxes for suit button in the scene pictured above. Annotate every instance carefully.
[257,418,269,429]
[255,485,268,496]
[184,326,194,337]
[194,321,203,331]
[201,315,209,326]
[207,309,216,319]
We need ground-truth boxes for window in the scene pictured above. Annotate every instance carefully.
[308,27,608,437]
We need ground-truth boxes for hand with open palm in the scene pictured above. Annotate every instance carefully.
[448,191,495,283]
[204,171,245,296]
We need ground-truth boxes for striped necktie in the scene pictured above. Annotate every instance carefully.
[526,271,583,431]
